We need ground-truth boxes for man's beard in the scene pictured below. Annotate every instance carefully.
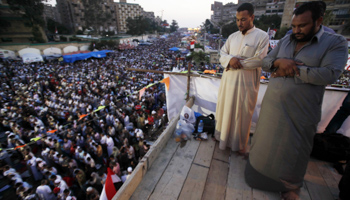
[291,23,315,42]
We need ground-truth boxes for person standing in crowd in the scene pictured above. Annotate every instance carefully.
[36,179,57,200]
[214,3,269,154]
[245,2,348,200]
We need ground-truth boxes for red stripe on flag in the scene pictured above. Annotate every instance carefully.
[105,168,117,200]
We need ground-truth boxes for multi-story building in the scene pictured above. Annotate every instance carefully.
[324,0,350,34]
[43,4,61,24]
[143,11,155,21]
[265,0,285,16]
[211,0,270,24]
[211,1,224,23]
[0,0,47,43]
[115,1,143,33]
[281,0,350,33]
[56,0,118,34]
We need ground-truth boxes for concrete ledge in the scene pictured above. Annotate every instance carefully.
[113,97,195,200]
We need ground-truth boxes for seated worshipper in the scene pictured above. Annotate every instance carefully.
[245,2,348,200]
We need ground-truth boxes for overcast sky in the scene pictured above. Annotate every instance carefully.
[46,0,238,28]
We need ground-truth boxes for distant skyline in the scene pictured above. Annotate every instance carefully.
[45,0,238,28]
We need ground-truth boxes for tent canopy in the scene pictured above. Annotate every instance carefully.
[62,50,113,63]
[169,47,180,51]
[22,53,43,63]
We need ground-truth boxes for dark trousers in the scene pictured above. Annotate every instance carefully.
[324,91,350,134]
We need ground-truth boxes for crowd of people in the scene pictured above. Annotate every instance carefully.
[0,33,216,200]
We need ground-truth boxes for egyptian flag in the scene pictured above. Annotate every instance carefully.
[190,41,195,49]
[100,168,117,200]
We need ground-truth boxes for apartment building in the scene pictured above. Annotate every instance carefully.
[115,1,143,33]
[0,0,42,43]
[43,4,61,24]
[265,0,285,16]
[143,11,155,20]
[323,0,350,34]
[211,0,270,24]
[56,0,118,33]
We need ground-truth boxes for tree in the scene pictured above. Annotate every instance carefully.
[126,16,148,35]
[221,22,238,38]
[170,20,179,33]
[203,19,219,34]
[254,14,281,33]
[126,16,159,35]
[46,18,70,35]
[7,0,46,42]
[187,51,208,65]
[81,0,112,35]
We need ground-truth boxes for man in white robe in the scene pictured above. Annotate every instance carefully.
[106,134,114,156]
[214,3,269,152]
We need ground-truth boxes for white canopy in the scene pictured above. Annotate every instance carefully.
[22,53,43,63]
[63,46,78,54]
[0,49,16,59]
[80,45,89,51]
[18,48,41,57]
[43,47,62,56]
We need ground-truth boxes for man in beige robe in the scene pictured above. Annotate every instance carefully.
[215,3,269,152]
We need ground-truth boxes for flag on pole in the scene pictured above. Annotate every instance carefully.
[100,168,117,200]
[160,77,170,91]
[190,41,195,49]
[55,26,58,34]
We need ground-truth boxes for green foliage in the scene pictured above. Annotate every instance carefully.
[8,0,45,27]
[101,30,115,37]
[275,27,290,39]
[89,40,119,51]
[195,43,204,50]
[187,51,208,64]
[170,20,179,33]
[32,25,45,43]
[8,0,46,42]
[323,10,335,26]
[126,16,154,35]
[221,22,238,38]
[76,30,84,35]
[203,19,219,34]
[254,14,281,32]
[47,18,71,34]
[60,36,67,41]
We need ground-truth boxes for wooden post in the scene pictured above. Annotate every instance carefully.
[186,62,191,101]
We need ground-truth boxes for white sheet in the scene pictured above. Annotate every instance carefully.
[165,74,350,137]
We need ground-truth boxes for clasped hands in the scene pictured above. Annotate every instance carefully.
[271,58,303,78]
[226,57,244,71]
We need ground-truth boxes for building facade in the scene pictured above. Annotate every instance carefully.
[0,0,47,43]
[115,1,143,33]
[56,0,118,34]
